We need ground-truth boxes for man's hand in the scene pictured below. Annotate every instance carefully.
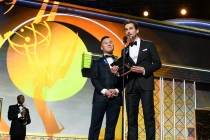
[20,110,26,122]
[131,66,144,73]
[105,89,117,98]
[21,110,26,116]
[110,65,119,76]
[105,90,113,98]
[109,89,117,97]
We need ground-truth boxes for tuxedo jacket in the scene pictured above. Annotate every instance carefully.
[90,56,123,105]
[122,39,162,93]
[8,104,31,136]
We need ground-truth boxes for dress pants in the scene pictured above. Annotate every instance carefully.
[88,100,120,140]
[126,81,155,140]
[10,134,25,140]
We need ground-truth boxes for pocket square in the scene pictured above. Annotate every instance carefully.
[143,48,147,51]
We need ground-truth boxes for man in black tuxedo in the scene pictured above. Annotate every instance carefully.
[88,36,123,140]
[112,20,161,140]
[8,94,31,140]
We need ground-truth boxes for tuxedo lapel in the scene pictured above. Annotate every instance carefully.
[16,104,19,109]
[16,104,20,113]
[101,56,114,76]
[136,39,144,65]
[102,56,110,69]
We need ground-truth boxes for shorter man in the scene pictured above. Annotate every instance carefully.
[8,94,31,140]
[88,36,123,140]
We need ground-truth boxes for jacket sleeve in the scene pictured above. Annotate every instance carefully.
[26,108,31,125]
[8,105,18,121]
[116,76,124,95]
[144,41,162,76]
[90,59,104,94]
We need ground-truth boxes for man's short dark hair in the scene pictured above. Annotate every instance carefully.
[101,36,110,44]
[17,94,24,100]
[124,20,139,30]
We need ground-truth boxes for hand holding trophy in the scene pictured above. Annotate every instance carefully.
[111,56,132,76]
[20,104,27,121]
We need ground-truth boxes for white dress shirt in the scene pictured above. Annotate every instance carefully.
[129,38,141,64]
[106,57,114,68]
[129,38,145,75]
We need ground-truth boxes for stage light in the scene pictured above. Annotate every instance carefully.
[181,9,187,15]
[143,11,149,17]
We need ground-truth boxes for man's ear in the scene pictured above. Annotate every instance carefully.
[136,28,139,34]
[101,46,103,51]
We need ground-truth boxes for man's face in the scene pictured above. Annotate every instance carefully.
[124,23,139,41]
[18,95,25,104]
[101,38,114,54]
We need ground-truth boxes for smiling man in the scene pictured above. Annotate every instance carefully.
[88,36,123,140]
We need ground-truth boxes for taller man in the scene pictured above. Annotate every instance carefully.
[122,20,161,140]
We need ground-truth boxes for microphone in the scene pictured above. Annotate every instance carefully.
[123,36,127,44]
[122,35,127,140]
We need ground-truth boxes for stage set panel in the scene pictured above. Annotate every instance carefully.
[1,0,210,140]
[123,78,195,140]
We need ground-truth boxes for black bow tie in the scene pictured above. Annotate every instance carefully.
[18,104,23,107]
[130,41,137,47]
[105,55,115,59]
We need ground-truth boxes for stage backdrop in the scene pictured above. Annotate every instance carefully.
[0,0,210,139]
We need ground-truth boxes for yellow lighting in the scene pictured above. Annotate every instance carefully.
[143,11,149,17]
[181,9,187,15]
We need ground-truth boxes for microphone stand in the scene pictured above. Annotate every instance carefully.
[122,37,127,140]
